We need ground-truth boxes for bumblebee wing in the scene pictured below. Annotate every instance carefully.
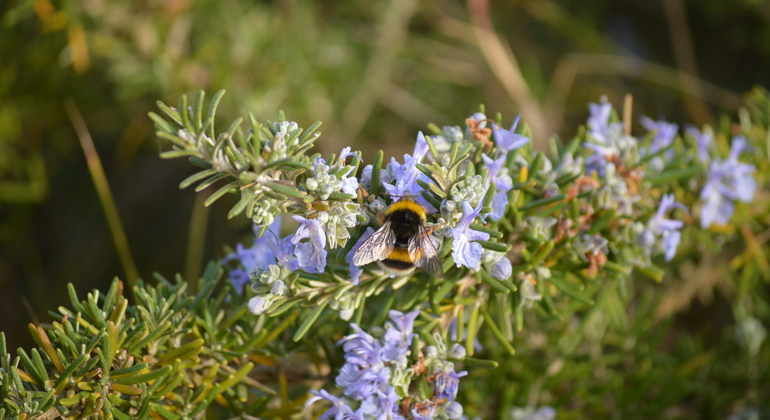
[352,221,396,266]
[413,225,443,277]
[407,233,422,262]
[421,255,444,278]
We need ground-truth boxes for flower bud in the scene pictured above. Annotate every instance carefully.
[425,345,439,359]
[444,401,464,419]
[271,280,287,296]
[448,343,466,359]
[248,295,272,315]
[491,257,512,280]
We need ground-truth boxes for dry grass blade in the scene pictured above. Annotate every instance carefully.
[468,0,549,149]
[64,98,139,291]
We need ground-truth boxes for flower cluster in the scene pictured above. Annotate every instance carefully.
[224,216,328,315]
[307,310,467,420]
[156,90,761,350]
[699,136,756,228]
[141,88,770,420]
[581,98,688,267]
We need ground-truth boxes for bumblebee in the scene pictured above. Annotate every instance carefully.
[352,197,443,277]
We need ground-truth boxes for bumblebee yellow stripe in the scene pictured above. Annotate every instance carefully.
[386,247,415,263]
[385,199,426,222]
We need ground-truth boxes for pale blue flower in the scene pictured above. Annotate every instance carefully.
[432,366,467,402]
[412,402,439,420]
[342,177,358,196]
[224,219,280,293]
[361,388,404,420]
[268,234,301,271]
[482,154,509,190]
[360,164,390,192]
[489,191,509,221]
[586,98,625,142]
[684,124,712,163]
[584,143,609,178]
[649,194,686,232]
[587,99,613,142]
[339,146,357,161]
[700,137,756,228]
[482,153,514,220]
[306,389,355,420]
[384,131,436,211]
[640,115,678,155]
[311,309,468,420]
[451,201,490,269]
[382,310,419,365]
[292,215,327,273]
[338,364,388,401]
[492,115,529,156]
[335,323,388,400]
[346,227,374,285]
[648,194,686,261]
[661,231,681,262]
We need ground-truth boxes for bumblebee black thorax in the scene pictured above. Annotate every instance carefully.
[386,209,422,247]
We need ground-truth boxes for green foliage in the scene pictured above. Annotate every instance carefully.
[2,1,770,418]
[0,266,288,419]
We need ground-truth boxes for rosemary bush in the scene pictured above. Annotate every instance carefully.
[1,87,768,419]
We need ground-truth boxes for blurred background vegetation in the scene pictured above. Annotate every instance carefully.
[1,0,769,418]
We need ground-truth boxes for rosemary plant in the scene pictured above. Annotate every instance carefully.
[1,87,768,419]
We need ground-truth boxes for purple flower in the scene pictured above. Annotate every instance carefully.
[335,324,389,400]
[452,201,491,269]
[306,389,354,420]
[339,146,357,161]
[700,137,756,228]
[491,256,512,280]
[346,227,374,285]
[588,100,612,137]
[640,115,678,155]
[492,115,529,156]
[649,194,686,233]
[482,153,513,221]
[292,215,328,273]
[338,365,389,401]
[269,234,301,271]
[360,388,404,420]
[684,124,712,163]
[432,366,468,402]
[586,98,624,146]
[338,148,360,195]
[412,402,438,420]
[488,191,509,221]
[342,409,366,420]
[224,219,280,293]
[383,132,436,212]
[342,177,358,196]
[583,143,610,178]
[381,310,419,364]
[648,194,687,261]
[388,309,420,333]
